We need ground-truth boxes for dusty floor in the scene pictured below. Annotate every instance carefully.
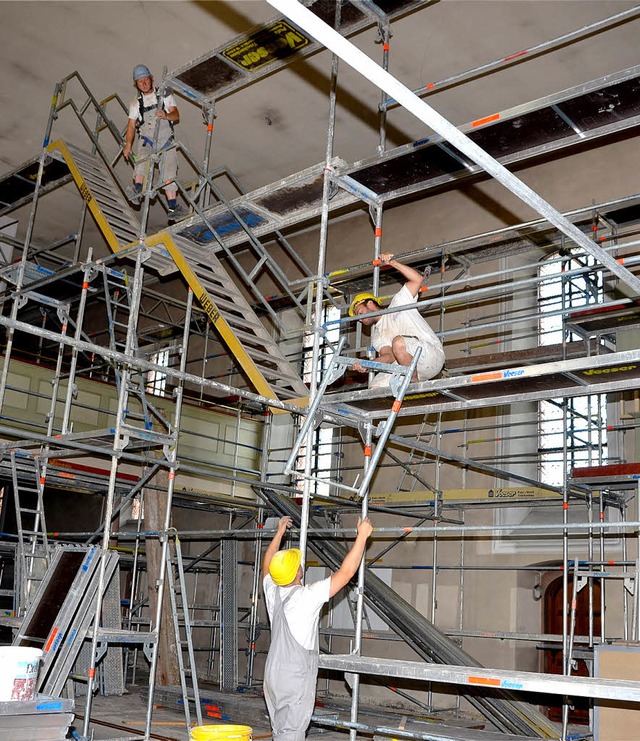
[68,684,364,741]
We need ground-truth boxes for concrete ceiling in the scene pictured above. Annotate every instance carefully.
[1,0,639,261]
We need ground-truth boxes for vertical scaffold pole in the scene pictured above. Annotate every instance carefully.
[298,2,341,568]
[81,246,148,738]
[348,424,372,740]
[143,286,194,738]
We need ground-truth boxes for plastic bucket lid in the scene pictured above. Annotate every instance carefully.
[190,725,252,741]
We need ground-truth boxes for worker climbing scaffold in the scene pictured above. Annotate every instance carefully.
[350,253,445,388]
[123,64,186,224]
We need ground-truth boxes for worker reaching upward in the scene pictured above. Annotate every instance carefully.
[350,252,445,388]
[262,515,373,741]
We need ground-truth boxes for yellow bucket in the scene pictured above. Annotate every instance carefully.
[190,725,252,741]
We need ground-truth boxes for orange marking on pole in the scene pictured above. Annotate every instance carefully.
[563,502,569,510]
[53,532,59,537]
[469,676,500,687]
[471,113,500,128]
[44,628,59,652]
[169,471,175,480]
[207,124,213,131]
[571,600,577,609]
[40,477,46,485]
[600,512,605,521]
[364,446,372,457]
[375,227,382,237]
[403,527,413,534]
[419,285,428,293]
[617,258,625,264]
[88,668,95,679]
[82,281,89,290]
[383,43,389,51]
[257,523,264,529]
[503,50,527,62]
[426,83,435,89]
[471,371,501,382]
[608,560,615,565]
[391,400,402,413]
[372,259,381,266]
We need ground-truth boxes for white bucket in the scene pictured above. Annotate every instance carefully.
[0,647,43,701]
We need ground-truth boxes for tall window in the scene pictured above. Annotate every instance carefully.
[297,305,341,497]
[146,348,170,397]
[538,250,607,486]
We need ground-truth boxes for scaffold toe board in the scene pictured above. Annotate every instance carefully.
[341,65,640,205]
[566,299,640,338]
[0,153,70,217]
[146,231,309,402]
[167,0,434,105]
[324,348,640,418]
[571,462,640,487]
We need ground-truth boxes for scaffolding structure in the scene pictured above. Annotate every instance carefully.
[1,2,640,741]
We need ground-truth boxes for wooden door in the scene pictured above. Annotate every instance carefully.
[543,574,601,723]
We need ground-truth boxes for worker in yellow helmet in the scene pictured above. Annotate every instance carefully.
[262,515,373,741]
[350,253,445,388]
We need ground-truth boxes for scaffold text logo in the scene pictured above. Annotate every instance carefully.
[221,21,309,72]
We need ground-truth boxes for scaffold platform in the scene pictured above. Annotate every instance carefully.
[324,348,640,419]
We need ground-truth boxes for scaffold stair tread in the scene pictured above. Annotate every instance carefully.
[46,140,174,277]
[161,233,308,401]
[95,628,157,643]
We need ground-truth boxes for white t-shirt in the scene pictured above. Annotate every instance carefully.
[372,284,442,352]
[128,91,177,121]
[263,574,331,651]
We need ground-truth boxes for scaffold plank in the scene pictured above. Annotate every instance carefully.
[318,654,640,703]
[324,348,640,419]
[167,0,434,105]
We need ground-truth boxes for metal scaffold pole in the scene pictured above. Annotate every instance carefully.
[298,2,342,567]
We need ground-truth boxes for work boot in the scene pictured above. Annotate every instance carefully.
[167,203,187,225]
[125,185,142,205]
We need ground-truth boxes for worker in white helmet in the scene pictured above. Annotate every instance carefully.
[262,515,373,741]
[350,253,445,388]
[123,64,186,224]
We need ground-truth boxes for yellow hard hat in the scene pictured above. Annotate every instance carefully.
[348,292,381,317]
[269,548,302,585]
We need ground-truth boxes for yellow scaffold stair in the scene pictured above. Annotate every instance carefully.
[47,139,308,404]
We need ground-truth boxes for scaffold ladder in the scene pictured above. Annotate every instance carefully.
[100,265,169,434]
[10,450,49,616]
[165,535,203,727]
[285,340,421,496]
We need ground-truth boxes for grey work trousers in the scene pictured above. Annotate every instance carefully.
[263,589,319,741]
